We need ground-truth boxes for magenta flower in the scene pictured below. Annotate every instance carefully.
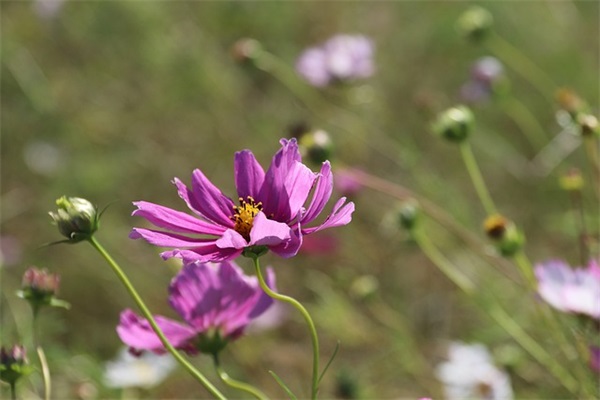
[535,259,600,319]
[296,34,375,87]
[117,260,276,355]
[590,346,600,372]
[130,138,354,262]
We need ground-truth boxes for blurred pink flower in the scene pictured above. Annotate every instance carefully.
[130,138,354,262]
[535,259,600,319]
[460,56,504,104]
[117,260,276,355]
[0,236,22,267]
[334,167,364,197]
[296,34,375,87]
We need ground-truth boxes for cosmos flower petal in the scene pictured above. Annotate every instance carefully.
[161,247,243,263]
[132,201,226,236]
[302,197,355,235]
[269,221,303,258]
[191,169,236,226]
[302,161,334,224]
[235,150,265,199]
[259,139,302,220]
[129,228,217,248]
[116,309,197,353]
[249,212,292,246]
[216,229,248,250]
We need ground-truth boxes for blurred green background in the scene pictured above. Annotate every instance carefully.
[1,1,598,399]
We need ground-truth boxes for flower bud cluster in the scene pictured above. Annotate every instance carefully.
[17,267,69,313]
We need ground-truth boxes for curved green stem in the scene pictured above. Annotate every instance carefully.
[460,142,497,215]
[413,229,475,295]
[213,354,268,400]
[501,96,547,150]
[10,382,16,400]
[87,236,226,400]
[252,256,320,399]
[414,225,579,396]
[513,251,536,290]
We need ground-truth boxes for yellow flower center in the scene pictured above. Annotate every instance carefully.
[231,196,262,241]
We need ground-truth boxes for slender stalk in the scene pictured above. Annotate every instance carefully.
[414,225,579,396]
[512,251,536,290]
[32,314,50,400]
[10,382,16,400]
[486,33,556,104]
[86,237,226,400]
[252,256,320,399]
[568,188,588,267]
[213,354,268,400]
[412,229,475,295]
[460,142,497,215]
[501,96,547,150]
[583,137,600,198]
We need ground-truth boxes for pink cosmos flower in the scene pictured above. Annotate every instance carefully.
[117,260,276,355]
[535,259,600,319]
[130,138,354,262]
[296,34,375,87]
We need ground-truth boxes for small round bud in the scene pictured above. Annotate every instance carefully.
[299,129,334,164]
[483,214,524,257]
[576,114,599,137]
[230,38,262,64]
[556,88,587,117]
[456,6,494,43]
[559,168,584,192]
[397,201,420,231]
[349,275,379,301]
[17,267,69,313]
[49,196,99,242]
[0,345,31,386]
[432,105,474,143]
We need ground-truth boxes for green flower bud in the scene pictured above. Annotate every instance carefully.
[299,129,334,164]
[397,201,420,231]
[349,275,379,302]
[49,196,99,242]
[456,6,494,43]
[559,168,584,192]
[230,38,263,64]
[483,214,525,257]
[432,105,474,143]
[0,345,32,386]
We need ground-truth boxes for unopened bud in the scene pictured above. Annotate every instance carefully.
[559,168,584,192]
[17,267,69,313]
[230,38,262,64]
[483,214,524,257]
[49,196,99,242]
[432,105,474,143]
[397,201,420,230]
[299,129,334,164]
[0,345,31,386]
[456,6,494,43]
[576,114,599,137]
[349,275,379,301]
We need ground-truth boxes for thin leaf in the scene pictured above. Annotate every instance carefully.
[268,370,297,400]
[318,340,340,384]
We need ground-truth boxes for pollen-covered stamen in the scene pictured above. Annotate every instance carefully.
[230,196,263,241]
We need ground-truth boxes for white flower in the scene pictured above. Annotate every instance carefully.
[436,342,513,400]
[103,348,176,389]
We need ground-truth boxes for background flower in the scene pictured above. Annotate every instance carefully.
[435,342,513,400]
[296,34,374,87]
[117,260,276,355]
[103,347,176,389]
[535,259,600,319]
